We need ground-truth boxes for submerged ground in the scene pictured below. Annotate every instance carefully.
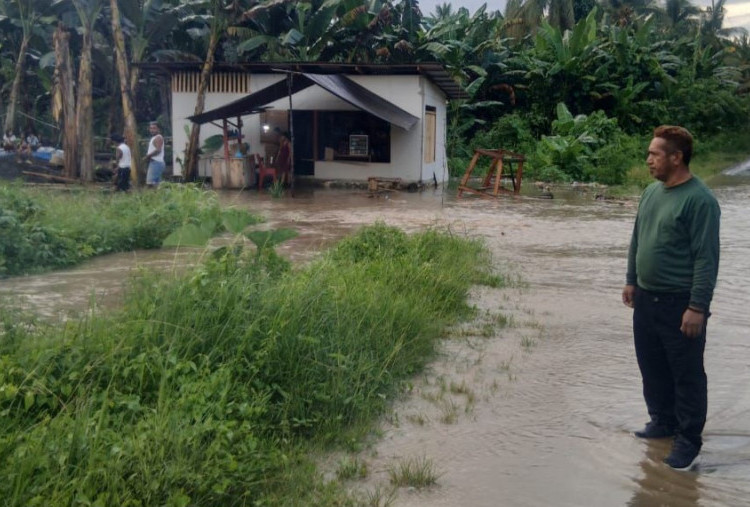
[3,174,749,506]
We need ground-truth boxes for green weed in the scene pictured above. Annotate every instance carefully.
[387,456,441,488]
[336,457,368,481]
[0,183,234,277]
[0,222,500,505]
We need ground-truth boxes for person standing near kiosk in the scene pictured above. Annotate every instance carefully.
[111,134,131,192]
[145,121,165,186]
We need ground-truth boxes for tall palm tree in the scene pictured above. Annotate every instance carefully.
[433,2,453,21]
[701,0,746,40]
[646,0,700,34]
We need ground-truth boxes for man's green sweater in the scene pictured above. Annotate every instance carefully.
[626,176,720,311]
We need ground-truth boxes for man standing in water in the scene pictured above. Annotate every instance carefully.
[145,121,165,186]
[622,125,720,470]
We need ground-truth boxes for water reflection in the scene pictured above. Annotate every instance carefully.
[628,441,701,507]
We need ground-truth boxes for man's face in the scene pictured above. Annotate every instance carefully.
[646,137,679,182]
[149,124,159,136]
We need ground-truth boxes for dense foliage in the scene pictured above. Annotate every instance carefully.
[0,223,502,505]
[1,0,748,183]
[0,183,232,276]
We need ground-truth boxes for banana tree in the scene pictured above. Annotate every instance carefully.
[237,0,337,61]
[72,0,105,182]
[52,23,77,178]
[110,0,141,184]
[0,0,53,134]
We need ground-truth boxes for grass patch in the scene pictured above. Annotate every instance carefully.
[336,456,368,481]
[362,485,398,506]
[0,182,241,277]
[387,456,441,488]
[439,398,461,424]
[0,222,501,505]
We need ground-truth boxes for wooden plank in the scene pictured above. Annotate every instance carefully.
[22,171,79,183]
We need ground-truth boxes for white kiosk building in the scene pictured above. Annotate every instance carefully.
[144,62,465,187]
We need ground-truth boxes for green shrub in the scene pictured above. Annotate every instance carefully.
[471,113,537,155]
[0,183,228,277]
[528,103,641,184]
[0,224,502,505]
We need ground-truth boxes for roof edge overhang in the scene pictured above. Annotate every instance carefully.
[134,61,468,100]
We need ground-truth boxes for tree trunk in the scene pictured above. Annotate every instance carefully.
[111,0,141,184]
[76,29,95,181]
[129,62,141,102]
[184,29,221,181]
[3,34,30,134]
[53,25,78,179]
[107,56,120,137]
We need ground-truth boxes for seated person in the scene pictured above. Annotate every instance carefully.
[26,132,40,151]
[3,130,17,152]
[18,131,38,161]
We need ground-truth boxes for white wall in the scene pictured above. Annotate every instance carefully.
[171,74,286,176]
[171,73,448,183]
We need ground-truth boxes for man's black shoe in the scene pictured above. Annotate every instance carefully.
[634,422,676,439]
[663,438,700,471]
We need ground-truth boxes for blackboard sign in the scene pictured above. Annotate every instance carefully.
[349,135,369,156]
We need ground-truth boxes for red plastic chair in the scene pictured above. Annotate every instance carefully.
[254,153,277,190]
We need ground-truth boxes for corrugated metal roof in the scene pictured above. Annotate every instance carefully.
[135,62,468,100]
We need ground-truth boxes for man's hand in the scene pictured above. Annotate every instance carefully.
[681,308,705,338]
[622,284,635,308]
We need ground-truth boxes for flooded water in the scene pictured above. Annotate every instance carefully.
[2,174,749,506]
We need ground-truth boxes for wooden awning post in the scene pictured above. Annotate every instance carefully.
[287,73,295,196]
[222,119,230,163]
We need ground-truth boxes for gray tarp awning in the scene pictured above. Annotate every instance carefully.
[188,73,419,130]
[187,76,313,124]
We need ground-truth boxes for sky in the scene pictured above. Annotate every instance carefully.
[417,0,750,32]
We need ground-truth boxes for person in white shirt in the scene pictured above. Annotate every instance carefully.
[111,133,131,192]
[3,130,17,152]
[145,121,165,186]
[26,132,40,151]
[19,131,39,161]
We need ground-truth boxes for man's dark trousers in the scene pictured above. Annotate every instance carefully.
[633,287,707,448]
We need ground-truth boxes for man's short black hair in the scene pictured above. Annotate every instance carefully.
[111,133,124,143]
[654,125,693,165]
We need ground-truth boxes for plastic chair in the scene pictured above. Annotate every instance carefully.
[254,153,277,190]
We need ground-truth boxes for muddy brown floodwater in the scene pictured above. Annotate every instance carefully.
[2,174,749,506]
